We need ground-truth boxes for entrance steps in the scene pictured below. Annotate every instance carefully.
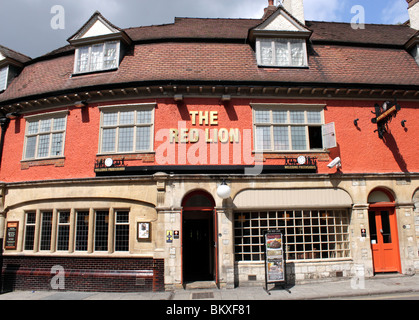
[184,281,218,290]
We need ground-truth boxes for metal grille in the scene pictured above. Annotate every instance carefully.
[234,209,350,262]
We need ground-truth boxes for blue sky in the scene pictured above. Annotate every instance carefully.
[0,0,411,58]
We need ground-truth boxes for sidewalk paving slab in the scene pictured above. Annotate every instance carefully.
[0,274,417,300]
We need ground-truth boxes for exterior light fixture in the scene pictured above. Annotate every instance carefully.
[217,180,231,199]
[354,119,359,126]
[401,120,407,128]
[221,95,231,102]
[174,94,183,102]
[6,112,20,120]
[74,100,88,108]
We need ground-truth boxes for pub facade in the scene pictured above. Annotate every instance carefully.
[0,0,419,292]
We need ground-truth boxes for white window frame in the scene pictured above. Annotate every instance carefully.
[73,40,120,74]
[256,38,308,67]
[98,103,155,155]
[252,104,325,152]
[0,65,8,91]
[23,110,69,160]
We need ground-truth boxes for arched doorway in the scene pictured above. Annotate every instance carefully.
[181,190,217,283]
[368,188,401,274]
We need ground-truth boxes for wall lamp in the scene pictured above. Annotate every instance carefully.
[217,180,231,199]
[6,112,20,120]
[221,95,231,102]
[174,94,184,102]
[354,119,359,126]
[74,100,88,108]
[401,120,407,128]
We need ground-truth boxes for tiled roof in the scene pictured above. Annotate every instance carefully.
[0,45,31,64]
[1,17,419,104]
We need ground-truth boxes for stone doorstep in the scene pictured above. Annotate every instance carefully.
[184,281,218,290]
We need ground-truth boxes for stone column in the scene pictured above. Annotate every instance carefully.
[396,204,416,275]
[351,204,374,278]
[215,206,235,289]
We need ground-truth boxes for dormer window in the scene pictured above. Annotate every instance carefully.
[0,66,8,91]
[249,4,312,69]
[257,38,307,67]
[68,11,132,76]
[74,40,119,74]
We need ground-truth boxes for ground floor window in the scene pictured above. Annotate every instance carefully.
[234,209,350,262]
[23,208,130,253]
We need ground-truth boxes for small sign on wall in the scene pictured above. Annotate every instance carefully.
[166,230,173,243]
[137,222,151,242]
[5,221,19,250]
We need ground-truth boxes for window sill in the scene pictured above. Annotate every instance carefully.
[21,157,65,169]
[71,67,118,77]
[252,150,328,154]
[258,65,309,69]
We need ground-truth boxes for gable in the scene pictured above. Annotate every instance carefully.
[249,6,311,41]
[256,9,307,32]
[79,18,119,39]
[68,11,131,45]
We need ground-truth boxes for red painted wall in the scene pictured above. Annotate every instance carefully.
[0,98,418,183]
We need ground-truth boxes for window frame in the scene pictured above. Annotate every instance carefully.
[73,40,121,75]
[234,209,351,262]
[0,65,9,91]
[23,110,69,161]
[24,211,37,251]
[256,37,308,68]
[252,104,325,152]
[98,103,155,155]
[56,210,71,251]
[114,210,130,252]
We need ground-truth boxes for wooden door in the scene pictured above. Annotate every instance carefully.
[368,209,401,273]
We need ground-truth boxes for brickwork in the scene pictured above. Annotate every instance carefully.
[1,256,164,293]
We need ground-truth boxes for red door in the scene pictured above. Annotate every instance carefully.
[368,208,401,273]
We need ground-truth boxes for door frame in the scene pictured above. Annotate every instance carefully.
[181,190,218,285]
[368,190,402,274]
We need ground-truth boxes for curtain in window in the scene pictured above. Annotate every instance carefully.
[260,40,273,66]
[103,42,117,69]
[77,47,89,73]
[0,66,8,91]
[290,39,304,66]
[275,39,289,66]
[90,44,104,71]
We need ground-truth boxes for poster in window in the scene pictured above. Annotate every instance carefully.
[5,221,19,250]
[264,230,286,284]
[137,222,151,241]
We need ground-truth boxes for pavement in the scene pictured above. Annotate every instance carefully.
[0,274,418,301]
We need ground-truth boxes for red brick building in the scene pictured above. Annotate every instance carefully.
[0,0,418,292]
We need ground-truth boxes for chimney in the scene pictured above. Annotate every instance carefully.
[262,0,277,20]
[407,0,419,29]
[281,0,305,24]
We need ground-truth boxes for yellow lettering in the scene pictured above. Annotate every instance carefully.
[189,129,200,143]
[219,128,229,143]
[169,129,178,143]
[199,111,209,125]
[210,111,218,125]
[180,128,189,143]
[229,128,240,143]
[189,111,199,125]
